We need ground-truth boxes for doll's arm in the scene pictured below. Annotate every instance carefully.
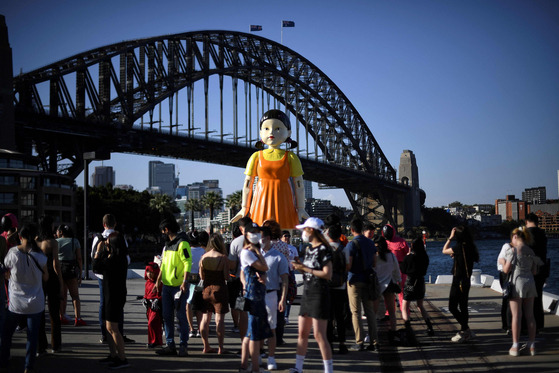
[231,175,254,223]
[293,175,310,221]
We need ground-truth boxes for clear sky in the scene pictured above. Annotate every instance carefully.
[2,0,558,208]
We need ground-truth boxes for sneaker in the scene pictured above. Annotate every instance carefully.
[99,355,118,364]
[196,330,201,338]
[100,336,107,344]
[364,334,370,343]
[284,318,289,325]
[267,357,277,370]
[156,345,177,356]
[349,343,365,351]
[74,318,87,327]
[366,342,378,351]
[189,330,196,338]
[530,347,536,356]
[123,335,135,344]
[450,331,467,343]
[178,345,188,357]
[108,358,130,370]
[509,347,519,357]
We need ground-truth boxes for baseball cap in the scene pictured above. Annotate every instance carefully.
[295,217,324,232]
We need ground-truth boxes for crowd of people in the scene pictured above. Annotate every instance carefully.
[0,210,551,372]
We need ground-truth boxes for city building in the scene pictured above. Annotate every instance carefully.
[114,184,134,191]
[495,195,528,222]
[304,180,313,200]
[305,198,334,221]
[0,149,75,227]
[148,161,178,197]
[531,201,559,234]
[522,186,546,204]
[91,166,115,187]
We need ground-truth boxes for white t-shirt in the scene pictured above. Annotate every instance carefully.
[4,247,47,314]
[240,249,258,271]
[228,235,245,277]
[497,243,511,272]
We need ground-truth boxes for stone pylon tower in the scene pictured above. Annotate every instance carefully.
[399,150,421,230]
[0,15,16,151]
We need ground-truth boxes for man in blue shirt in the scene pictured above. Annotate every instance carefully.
[346,218,378,351]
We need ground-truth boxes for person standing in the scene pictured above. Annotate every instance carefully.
[497,240,513,333]
[280,230,299,326]
[56,225,85,326]
[289,217,333,373]
[346,218,378,352]
[504,227,542,356]
[186,231,205,339]
[442,225,479,343]
[228,216,252,343]
[91,214,133,344]
[400,238,434,338]
[0,223,48,373]
[154,218,192,357]
[37,216,63,354]
[93,231,130,369]
[382,224,410,309]
[525,213,548,332]
[0,236,7,339]
[260,225,289,370]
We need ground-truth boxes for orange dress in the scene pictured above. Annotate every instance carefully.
[248,151,300,229]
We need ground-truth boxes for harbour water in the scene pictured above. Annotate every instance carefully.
[424,238,559,295]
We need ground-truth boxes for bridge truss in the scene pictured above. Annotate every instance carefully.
[13,30,414,227]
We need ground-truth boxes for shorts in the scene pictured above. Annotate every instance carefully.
[403,277,425,301]
[265,291,278,330]
[228,278,242,309]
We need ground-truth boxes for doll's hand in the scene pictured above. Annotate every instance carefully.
[297,208,310,221]
[230,208,247,223]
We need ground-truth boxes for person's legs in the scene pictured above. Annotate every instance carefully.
[106,320,126,360]
[238,310,248,342]
[347,282,364,345]
[200,311,213,352]
[25,312,42,371]
[448,278,463,328]
[312,318,332,360]
[522,297,536,343]
[509,298,521,344]
[47,284,62,350]
[292,316,312,372]
[97,278,106,340]
[176,287,189,348]
[457,279,471,331]
[533,275,545,331]
[66,278,81,320]
[401,299,410,321]
[384,292,396,331]
[60,281,69,318]
[0,310,20,366]
[161,285,176,347]
[215,313,226,353]
[362,284,378,344]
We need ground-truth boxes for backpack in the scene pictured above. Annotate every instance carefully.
[329,246,347,288]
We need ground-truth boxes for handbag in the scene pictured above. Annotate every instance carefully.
[384,280,401,294]
[502,248,517,300]
[234,294,251,312]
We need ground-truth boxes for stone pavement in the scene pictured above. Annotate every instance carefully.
[2,279,558,372]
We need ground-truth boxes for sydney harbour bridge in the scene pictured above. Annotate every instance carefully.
[4,26,424,229]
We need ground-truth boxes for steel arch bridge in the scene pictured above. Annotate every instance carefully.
[12,30,422,228]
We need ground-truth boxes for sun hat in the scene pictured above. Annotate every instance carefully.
[295,217,324,232]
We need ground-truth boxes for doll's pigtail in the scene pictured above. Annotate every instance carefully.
[286,137,298,149]
[255,140,265,150]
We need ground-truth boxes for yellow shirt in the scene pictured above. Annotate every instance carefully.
[244,149,304,177]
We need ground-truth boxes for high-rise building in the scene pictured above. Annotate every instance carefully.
[522,186,546,204]
[91,166,115,187]
[495,195,528,222]
[148,161,178,197]
[304,180,313,200]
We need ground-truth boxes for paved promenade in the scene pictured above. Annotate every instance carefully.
[3,279,558,372]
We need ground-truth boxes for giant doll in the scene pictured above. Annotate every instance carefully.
[231,109,309,229]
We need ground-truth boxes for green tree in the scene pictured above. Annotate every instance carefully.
[201,191,224,220]
[149,194,177,217]
[225,190,243,217]
[184,198,203,231]
[448,201,463,208]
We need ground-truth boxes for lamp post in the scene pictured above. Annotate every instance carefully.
[83,150,110,280]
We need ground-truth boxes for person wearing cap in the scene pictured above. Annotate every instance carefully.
[289,217,333,373]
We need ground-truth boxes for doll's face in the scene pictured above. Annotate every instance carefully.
[260,118,290,148]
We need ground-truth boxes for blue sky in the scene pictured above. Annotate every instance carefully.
[2,0,558,208]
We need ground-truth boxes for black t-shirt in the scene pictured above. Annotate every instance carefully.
[452,243,475,278]
[527,226,547,261]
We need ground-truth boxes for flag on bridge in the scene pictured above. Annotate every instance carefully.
[282,20,295,27]
[250,25,262,32]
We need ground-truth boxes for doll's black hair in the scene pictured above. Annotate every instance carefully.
[255,109,298,150]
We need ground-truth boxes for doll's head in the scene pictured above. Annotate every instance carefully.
[145,262,160,282]
[256,109,298,150]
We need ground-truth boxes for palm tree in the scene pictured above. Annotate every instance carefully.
[201,191,224,220]
[184,197,202,232]
[226,190,243,218]
[149,194,174,215]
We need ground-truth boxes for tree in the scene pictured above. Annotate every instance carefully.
[201,191,224,220]
[225,191,243,217]
[448,201,463,208]
[149,194,177,218]
[184,198,203,231]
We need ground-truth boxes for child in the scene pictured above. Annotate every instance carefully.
[144,262,163,348]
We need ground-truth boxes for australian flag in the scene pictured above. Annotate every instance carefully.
[282,20,295,27]
[250,25,262,32]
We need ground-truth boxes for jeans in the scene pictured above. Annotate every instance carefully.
[161,284,189,347]
[1,310,42,370]
[347,281,377,345]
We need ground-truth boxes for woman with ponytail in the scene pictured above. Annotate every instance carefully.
[0,223,48,372]
[231,109,309,229]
